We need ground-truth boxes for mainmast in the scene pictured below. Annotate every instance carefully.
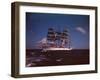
[60,29,68,48]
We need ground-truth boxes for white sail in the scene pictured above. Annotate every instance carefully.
[41,28,72,52]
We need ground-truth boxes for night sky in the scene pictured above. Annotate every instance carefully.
[26,12,89,49]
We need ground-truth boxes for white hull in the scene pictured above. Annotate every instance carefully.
[42,48,72,52]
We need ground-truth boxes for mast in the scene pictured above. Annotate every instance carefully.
[56,31,61,47]
[60,29,69,48]
[46,28,71,49]
[47,28,56,47]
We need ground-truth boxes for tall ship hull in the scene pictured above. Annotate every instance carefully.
[42,48,72,52]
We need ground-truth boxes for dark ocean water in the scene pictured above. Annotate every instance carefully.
[26,49,89,67]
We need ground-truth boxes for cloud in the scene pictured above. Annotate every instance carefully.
[37,37,47,44]
[76,27,86,34]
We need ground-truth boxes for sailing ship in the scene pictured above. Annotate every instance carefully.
[41,28,72,52]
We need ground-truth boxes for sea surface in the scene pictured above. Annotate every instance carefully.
[26,49,89,67]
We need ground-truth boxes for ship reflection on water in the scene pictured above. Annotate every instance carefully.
[26,49,89,67]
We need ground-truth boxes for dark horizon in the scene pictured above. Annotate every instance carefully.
[26,48,89,50]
